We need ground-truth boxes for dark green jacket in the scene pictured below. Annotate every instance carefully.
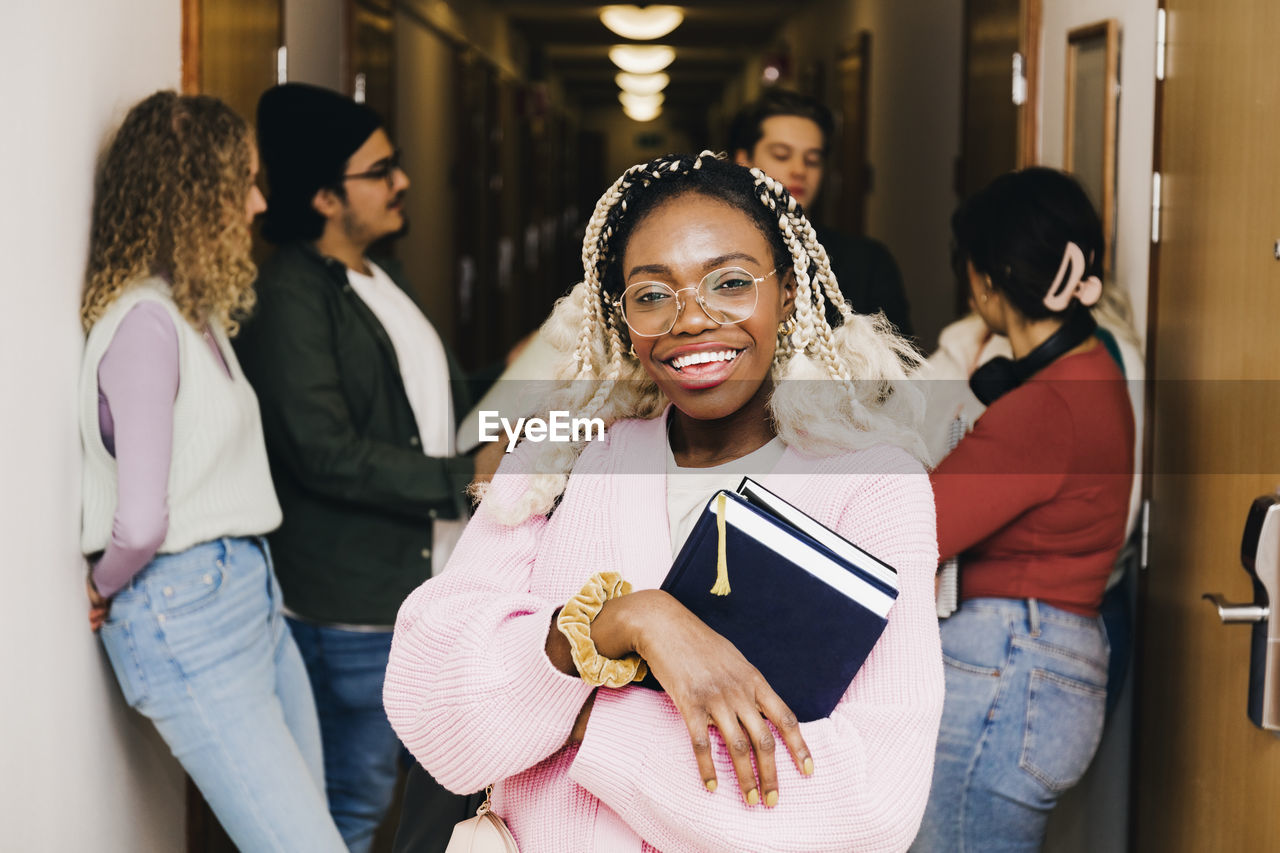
[235,243,474,624]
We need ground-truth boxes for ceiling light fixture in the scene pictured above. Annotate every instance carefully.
[624,103,663,122]
[600,5,684,41]
[615,71,670,96]
[619,91,665,111]
[609,44,676,75]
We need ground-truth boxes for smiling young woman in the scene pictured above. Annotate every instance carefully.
[623,192,793,463]
[384,152,944,852]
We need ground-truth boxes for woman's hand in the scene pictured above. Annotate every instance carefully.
[594,590,813,807]
[86,576,110,632]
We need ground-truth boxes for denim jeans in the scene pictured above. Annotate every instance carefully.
[98,537,346,852]
[287,619,403,853]
[911,598,1109,853]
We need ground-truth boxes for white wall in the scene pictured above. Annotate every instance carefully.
[1039,0,1156,343]
[0,2,187,850]
[780,0,964,350]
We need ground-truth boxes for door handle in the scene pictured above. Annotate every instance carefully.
[1201,494,1280,732]
[1202,593,1270,623]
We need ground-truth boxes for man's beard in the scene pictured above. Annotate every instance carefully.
[342,197,409,246]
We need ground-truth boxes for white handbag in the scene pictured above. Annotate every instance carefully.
[444,786,519,853]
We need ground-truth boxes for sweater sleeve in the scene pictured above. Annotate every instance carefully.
[930,381,1072,562]
[235,274,474,521]
[569,455,944,853]
[383,448,595,795]
[91,302,178,598]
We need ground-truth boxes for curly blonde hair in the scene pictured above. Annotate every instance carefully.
[82,91,258,335]
[482,151,928,525]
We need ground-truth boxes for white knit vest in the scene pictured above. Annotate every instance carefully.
[80,278,282,555]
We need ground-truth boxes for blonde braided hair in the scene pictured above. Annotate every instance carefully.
[480,151,927,524]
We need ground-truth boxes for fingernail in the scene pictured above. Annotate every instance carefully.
[803,757,814,776]
[705,779,717,793]
[765,790,778,808]
[746,788,759,806]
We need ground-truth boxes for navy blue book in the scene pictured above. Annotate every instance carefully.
[639,477,899,722]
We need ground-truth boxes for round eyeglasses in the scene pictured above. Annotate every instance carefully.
[342,150,402,189]
[616,266,777,338]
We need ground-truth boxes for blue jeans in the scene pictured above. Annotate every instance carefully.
[287,619,403,853]
[98,537,346,852]
[912,598,1110,853]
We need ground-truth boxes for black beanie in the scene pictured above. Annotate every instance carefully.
[256,83,383,245]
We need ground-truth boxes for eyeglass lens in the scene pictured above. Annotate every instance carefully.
[346,151,401,184]
[621,267,761,337]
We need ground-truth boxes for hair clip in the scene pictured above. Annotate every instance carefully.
[1043,241,1102,311]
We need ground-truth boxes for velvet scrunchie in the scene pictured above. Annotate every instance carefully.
[556,572,649,688]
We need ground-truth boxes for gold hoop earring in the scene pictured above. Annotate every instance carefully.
[776,314,797,357]
[629,343,637,359]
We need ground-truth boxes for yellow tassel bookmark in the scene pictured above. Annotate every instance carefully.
[710,492,731,596]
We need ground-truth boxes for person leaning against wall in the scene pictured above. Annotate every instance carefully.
[729,88,914,338]
[79,90,346,852]
[233,83,502,853]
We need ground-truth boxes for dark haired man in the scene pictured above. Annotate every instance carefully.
[730,88,913,337]
[235,83,495,853]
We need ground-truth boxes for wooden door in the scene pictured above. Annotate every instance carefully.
[183,0,283,269]
[958,0,1039,198]
[1135,0,1280,849]
[956,0,1039,313]
[832,32,870,236]
[348,0,395,133]
[182,0,282,123]
[451,49,499,372]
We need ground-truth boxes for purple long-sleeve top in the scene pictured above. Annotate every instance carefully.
[92,302,229,598]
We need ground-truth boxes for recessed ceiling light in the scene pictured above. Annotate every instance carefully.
[609,45,676,74]
[600,5,684,41]
[615,71,670,96]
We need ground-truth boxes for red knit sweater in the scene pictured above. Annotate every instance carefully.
[930,343,1134,616]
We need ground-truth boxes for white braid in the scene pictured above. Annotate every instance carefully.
[795,214,853,324]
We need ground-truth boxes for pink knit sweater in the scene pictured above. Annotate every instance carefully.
[384,415,943,852]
